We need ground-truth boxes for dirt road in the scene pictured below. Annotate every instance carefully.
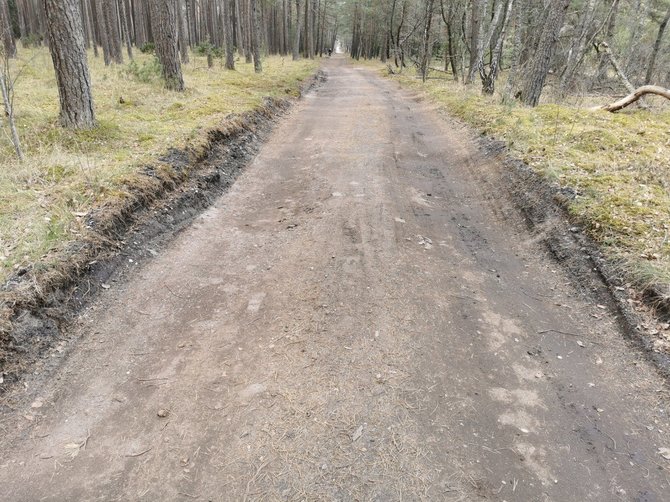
[1,57,669,501]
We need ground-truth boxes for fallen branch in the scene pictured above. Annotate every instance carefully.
[594,85,670,112]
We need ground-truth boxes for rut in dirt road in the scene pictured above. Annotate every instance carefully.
[1,56,670,501]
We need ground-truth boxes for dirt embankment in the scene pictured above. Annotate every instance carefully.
[0,71,325,392]
[469,133,670,377]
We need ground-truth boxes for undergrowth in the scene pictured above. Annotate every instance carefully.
[360,62,670,293]
[0,49,318,284]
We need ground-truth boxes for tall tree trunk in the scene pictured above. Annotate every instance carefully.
[304,0,313,58]
[177,0,189,63]
[558,0,597,96]
[250,0,261,71]
[439,0,457,81]
[150,0,184,91]
[481,0,513,95]
[283,0,289,54]
[102,0,123,63]
[0,0,16,57]
[118,0,133,60]
[223,0,235,69]
[85,0,100,57]
[502,0,523,102]
[645,5,670,85]
[244,0,252,62]
[16,0,27,44]
[43,0,96,128]
[93,0,112,64]
[234,0,244,56]
[134,0,149,47]
[419,0,434,82]
[80,0,92,49]
[292,0,301,60]
[474,0,503,84]
[521,0,569,107]
[467,0,485,84]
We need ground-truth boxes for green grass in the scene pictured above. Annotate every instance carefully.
[0,49,319,283]
[359,61,670,291]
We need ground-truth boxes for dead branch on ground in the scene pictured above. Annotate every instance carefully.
[594,85,670,112]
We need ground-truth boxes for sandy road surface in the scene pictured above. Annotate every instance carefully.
[1,57,670,501]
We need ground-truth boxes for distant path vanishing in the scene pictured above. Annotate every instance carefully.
[1,56,669,501]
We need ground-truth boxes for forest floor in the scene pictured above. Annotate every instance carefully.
[358,62,670,319]
[1,55,670,500]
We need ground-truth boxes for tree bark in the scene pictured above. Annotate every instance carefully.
[177,0,189,63]
[0,67,23,159]
[0,0,16,57]
[118,0,133,60]
[150,0,184,91]
[481,0,514,95]
[250,0,262,72]
[502,0,523,103]
[43,0,96,128]
[475,0,504,87]
[467,0,487,84]
[92,0,112,64]
[439,0,457,81]
[304,0,313,58]
[102,0,123,64]
[85,0,100,58]
[283,0,289,54]
[419,0,434,82]
[644,5,670,85]
[559,0,597,95]
[292,0,301,60]
[521,0,569,107]
[223,0,235,69]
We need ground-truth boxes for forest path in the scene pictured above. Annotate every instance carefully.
[1,56,669,501]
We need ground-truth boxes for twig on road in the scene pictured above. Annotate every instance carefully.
[538,329,581,337]
[125,447,152,458]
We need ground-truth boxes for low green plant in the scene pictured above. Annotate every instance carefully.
[124,58,162,83]
[194,41,223,58]
[139,42,155,54]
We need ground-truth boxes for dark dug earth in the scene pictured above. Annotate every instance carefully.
[2,57,670,501]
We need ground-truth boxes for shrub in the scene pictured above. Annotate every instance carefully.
[124,58,162,83]
[139,42,155,54]
[194,41,222,58]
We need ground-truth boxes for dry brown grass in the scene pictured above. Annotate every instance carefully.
[0,48,319,284]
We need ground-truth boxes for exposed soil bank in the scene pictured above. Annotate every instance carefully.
[465,130,670,379]
[0,71,325,391]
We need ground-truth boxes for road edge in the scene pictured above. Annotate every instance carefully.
[473,132,670,378]
[0,69,327,394]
